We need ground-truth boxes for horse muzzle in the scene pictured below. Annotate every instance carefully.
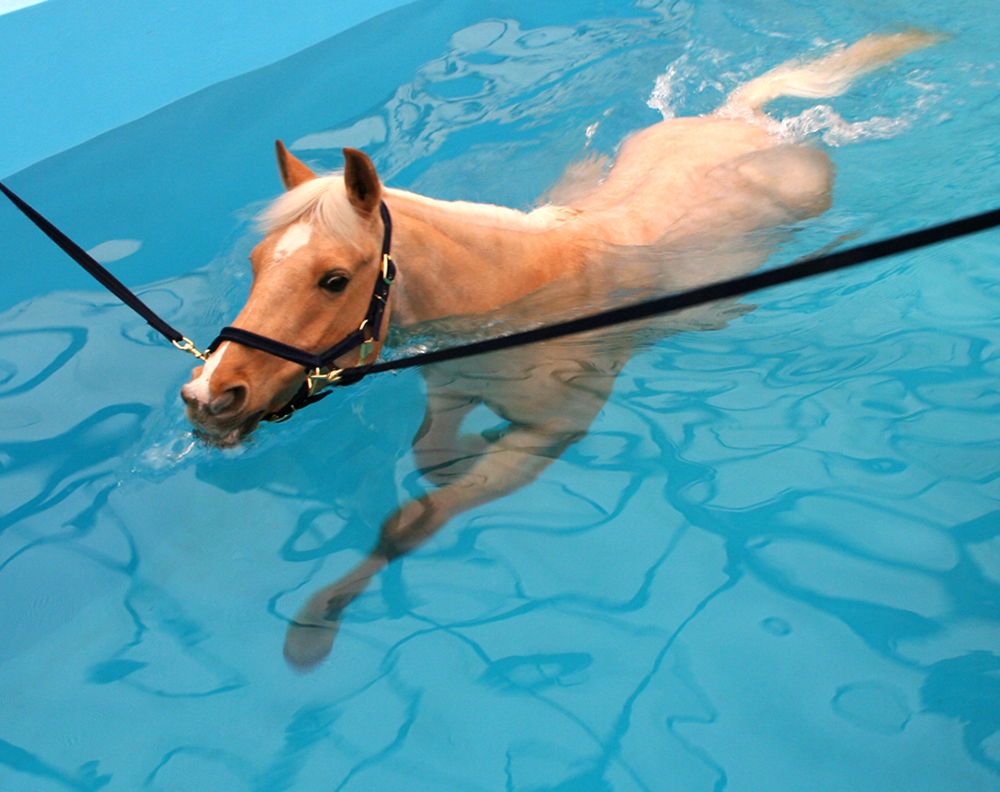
[181,368,307,445]
[181,379,256,444]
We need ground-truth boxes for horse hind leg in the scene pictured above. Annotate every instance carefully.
[721,144,834,222]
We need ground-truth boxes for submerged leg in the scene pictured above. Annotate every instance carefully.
[283,420,584,669]
[284,554,389,669]
[411,389,486,487]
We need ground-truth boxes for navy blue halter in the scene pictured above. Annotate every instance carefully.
[209,202,396,420]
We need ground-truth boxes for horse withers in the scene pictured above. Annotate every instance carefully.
[179,32,938,668]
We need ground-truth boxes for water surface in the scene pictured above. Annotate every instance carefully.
[1,0,999,790]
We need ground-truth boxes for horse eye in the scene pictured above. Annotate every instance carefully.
[319,273,350,293]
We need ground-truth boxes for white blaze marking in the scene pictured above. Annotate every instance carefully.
[186,342,229,404]
[270,221,312,267]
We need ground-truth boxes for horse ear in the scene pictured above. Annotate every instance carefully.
[275,140,317,190]
[342,148,382,216]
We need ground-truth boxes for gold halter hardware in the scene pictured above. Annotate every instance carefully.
[357,319,375,367]
[305,366,345,398]
[357,254,393,364]
[172,337,209,362]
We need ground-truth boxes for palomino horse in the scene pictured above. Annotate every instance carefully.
[181,32,935,668]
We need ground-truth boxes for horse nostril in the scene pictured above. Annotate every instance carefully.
[181,381,213,410]
[180,382,200,407]
[209,385,247,416]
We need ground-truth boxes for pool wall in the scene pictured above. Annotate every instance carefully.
[0,0,416,179]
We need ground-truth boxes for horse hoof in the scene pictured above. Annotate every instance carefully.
[284,621,339,671]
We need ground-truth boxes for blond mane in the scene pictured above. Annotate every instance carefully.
[257,173,573,237]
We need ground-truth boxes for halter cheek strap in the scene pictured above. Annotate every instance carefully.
[208,201,396,421]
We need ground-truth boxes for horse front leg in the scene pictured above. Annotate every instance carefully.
[283,419,584,669]
[411,388,486,487]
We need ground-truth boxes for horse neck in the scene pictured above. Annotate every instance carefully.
[384,189,582,325]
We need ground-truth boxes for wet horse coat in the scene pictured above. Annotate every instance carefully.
[179,32,937,667]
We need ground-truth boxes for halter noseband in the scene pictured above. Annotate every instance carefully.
[208,201,397,422]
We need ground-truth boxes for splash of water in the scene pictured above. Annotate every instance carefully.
[649,49,945,147]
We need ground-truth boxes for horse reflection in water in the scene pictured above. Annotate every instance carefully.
[179,32,935,668]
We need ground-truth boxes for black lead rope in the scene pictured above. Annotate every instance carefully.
[0,181,189,348]
[2,177,1000,417]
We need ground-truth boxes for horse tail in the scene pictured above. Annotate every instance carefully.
[720,31,942,115]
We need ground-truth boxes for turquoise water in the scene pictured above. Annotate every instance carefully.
[2,1,1000,790]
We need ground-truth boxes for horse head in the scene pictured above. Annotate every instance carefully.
[181,143,390,446]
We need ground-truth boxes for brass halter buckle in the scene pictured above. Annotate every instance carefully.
[356,319,375,366]
[357,255,392,364]
[305,366,345,398]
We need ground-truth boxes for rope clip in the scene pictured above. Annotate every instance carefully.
[171,337,209,362]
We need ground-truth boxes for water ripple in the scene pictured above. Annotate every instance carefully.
[1,1,999,790]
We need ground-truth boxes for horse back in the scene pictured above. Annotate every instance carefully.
[569,117,832,247]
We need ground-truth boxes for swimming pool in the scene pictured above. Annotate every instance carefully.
[2,0,999,790]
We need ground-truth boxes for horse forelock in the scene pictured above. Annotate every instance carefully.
[257,175,363,241]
